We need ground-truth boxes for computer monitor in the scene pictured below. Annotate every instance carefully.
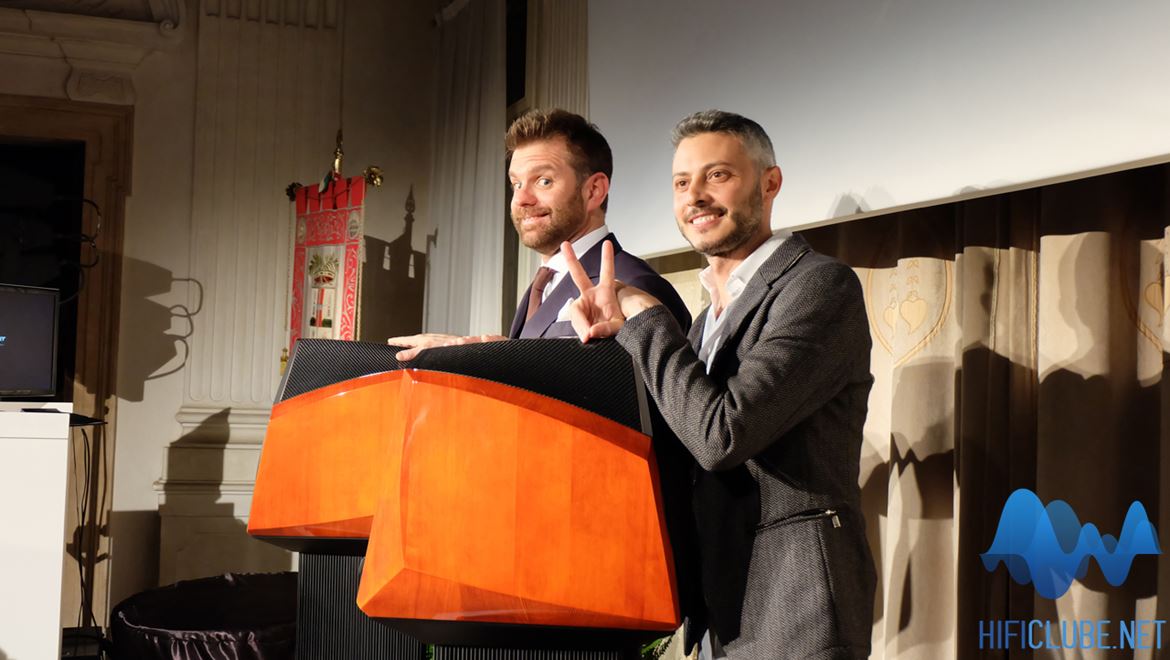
[0,284,59,397]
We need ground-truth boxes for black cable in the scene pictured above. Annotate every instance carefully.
[77,198,100,270]
[96,425,112,638]
[78,237,99,268]
[54,197,101,306]
[67,427,101,632]
[86,428,102,631]
[58,261,86,306]
[80,198,102,240]
[70,426,86,628]
[81,427,95,629]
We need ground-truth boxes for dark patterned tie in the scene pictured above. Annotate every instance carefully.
[525,266,555,321]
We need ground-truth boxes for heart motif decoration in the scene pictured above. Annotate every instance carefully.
[865,261,952,366]
[900,293,928,333]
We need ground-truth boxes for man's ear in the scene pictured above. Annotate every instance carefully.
[762,165,782,200]
[582,172,610,212]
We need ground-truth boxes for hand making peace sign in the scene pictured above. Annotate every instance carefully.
[563,239,625,342]
[563,239,664,342]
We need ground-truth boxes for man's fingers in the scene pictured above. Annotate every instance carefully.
[561,241,594,294]
[396,347,423,361]
[599,240,615,286]
[454,334,505,346]
[585,319,624,341]
[387,333,452,348]
[388,334,428,347]
[569,298,592,343]
[397,337,458,361]
[396,333,505,359]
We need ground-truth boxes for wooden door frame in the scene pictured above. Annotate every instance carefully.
[0,93,132,628]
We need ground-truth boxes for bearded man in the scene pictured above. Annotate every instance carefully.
[391,108,690,354]
[564,110,876,660]
[388,110,704,651]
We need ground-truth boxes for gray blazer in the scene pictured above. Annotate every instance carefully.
[616,234,875,660]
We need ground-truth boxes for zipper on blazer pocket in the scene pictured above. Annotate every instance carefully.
[755,508,841,533]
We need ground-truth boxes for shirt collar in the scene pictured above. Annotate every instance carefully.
[544,224,610,274]
[699,230,791,306]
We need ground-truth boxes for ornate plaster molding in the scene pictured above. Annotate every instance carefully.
[0,4,187,104]
[175,405,273,445]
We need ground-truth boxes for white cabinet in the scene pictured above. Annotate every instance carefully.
[0,403,71,660]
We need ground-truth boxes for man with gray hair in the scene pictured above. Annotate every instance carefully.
[563,110,876,659]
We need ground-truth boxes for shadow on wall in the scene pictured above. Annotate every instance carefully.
[360,188,427,341]
[1032,231,1160,626]
[157,408,291,586]
[113,256,204,402]
[952,343,1040,659]
[106,509,161,612]
[857,359,958,651]
[813,165,1169,657]
[77,257,204,614]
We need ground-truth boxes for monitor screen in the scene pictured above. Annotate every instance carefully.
[0,284,58,397]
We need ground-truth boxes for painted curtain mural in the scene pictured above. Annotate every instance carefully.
[801,163,1170,659]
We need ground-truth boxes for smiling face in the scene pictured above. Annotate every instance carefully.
[509,137,609,257]
[672,132,780,259]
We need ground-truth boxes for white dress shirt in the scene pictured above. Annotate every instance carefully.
[697,231,791,370]
[542,224,610,303]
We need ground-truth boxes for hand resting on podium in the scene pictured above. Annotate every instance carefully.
[388,332,507,361]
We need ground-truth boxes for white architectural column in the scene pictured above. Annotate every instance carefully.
[159,0,342,583]
[423,0,506,336]
[515,0,589,299]
[530,0,588,116]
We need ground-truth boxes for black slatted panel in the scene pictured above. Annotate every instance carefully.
[278,338,643,431]
[296,553,425,660]
[409,339,641,430]
[433,649,631,660]
[278,339,404,401]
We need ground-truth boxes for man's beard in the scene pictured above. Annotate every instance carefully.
[512,194,587,255]
[685,185,765,258]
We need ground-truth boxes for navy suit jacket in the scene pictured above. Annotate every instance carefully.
[508,234,692,339]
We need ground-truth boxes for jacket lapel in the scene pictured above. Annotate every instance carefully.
[700,233,812,371]
[517,234,617,339]
[521,274,576,337]
[688,306,708,351]
[508,287,531,338]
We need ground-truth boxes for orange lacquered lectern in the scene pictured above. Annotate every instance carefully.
[249,339,680,658]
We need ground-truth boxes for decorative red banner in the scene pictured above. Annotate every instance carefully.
[290,176,366,351]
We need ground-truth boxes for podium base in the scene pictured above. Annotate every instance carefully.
[386,617,657,653]
[298,554,652,660]
[433,649,635,660]
[297,553,425,660]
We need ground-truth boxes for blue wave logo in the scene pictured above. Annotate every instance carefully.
[981,489,1161,599]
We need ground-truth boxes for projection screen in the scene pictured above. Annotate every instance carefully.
[589,0,1170,256]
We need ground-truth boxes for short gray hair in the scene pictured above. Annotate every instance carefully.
[671,110,776,169]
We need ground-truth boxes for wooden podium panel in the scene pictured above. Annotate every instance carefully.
[248,371,410,542]
[248,339,681,651]
[355,371,679,632]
